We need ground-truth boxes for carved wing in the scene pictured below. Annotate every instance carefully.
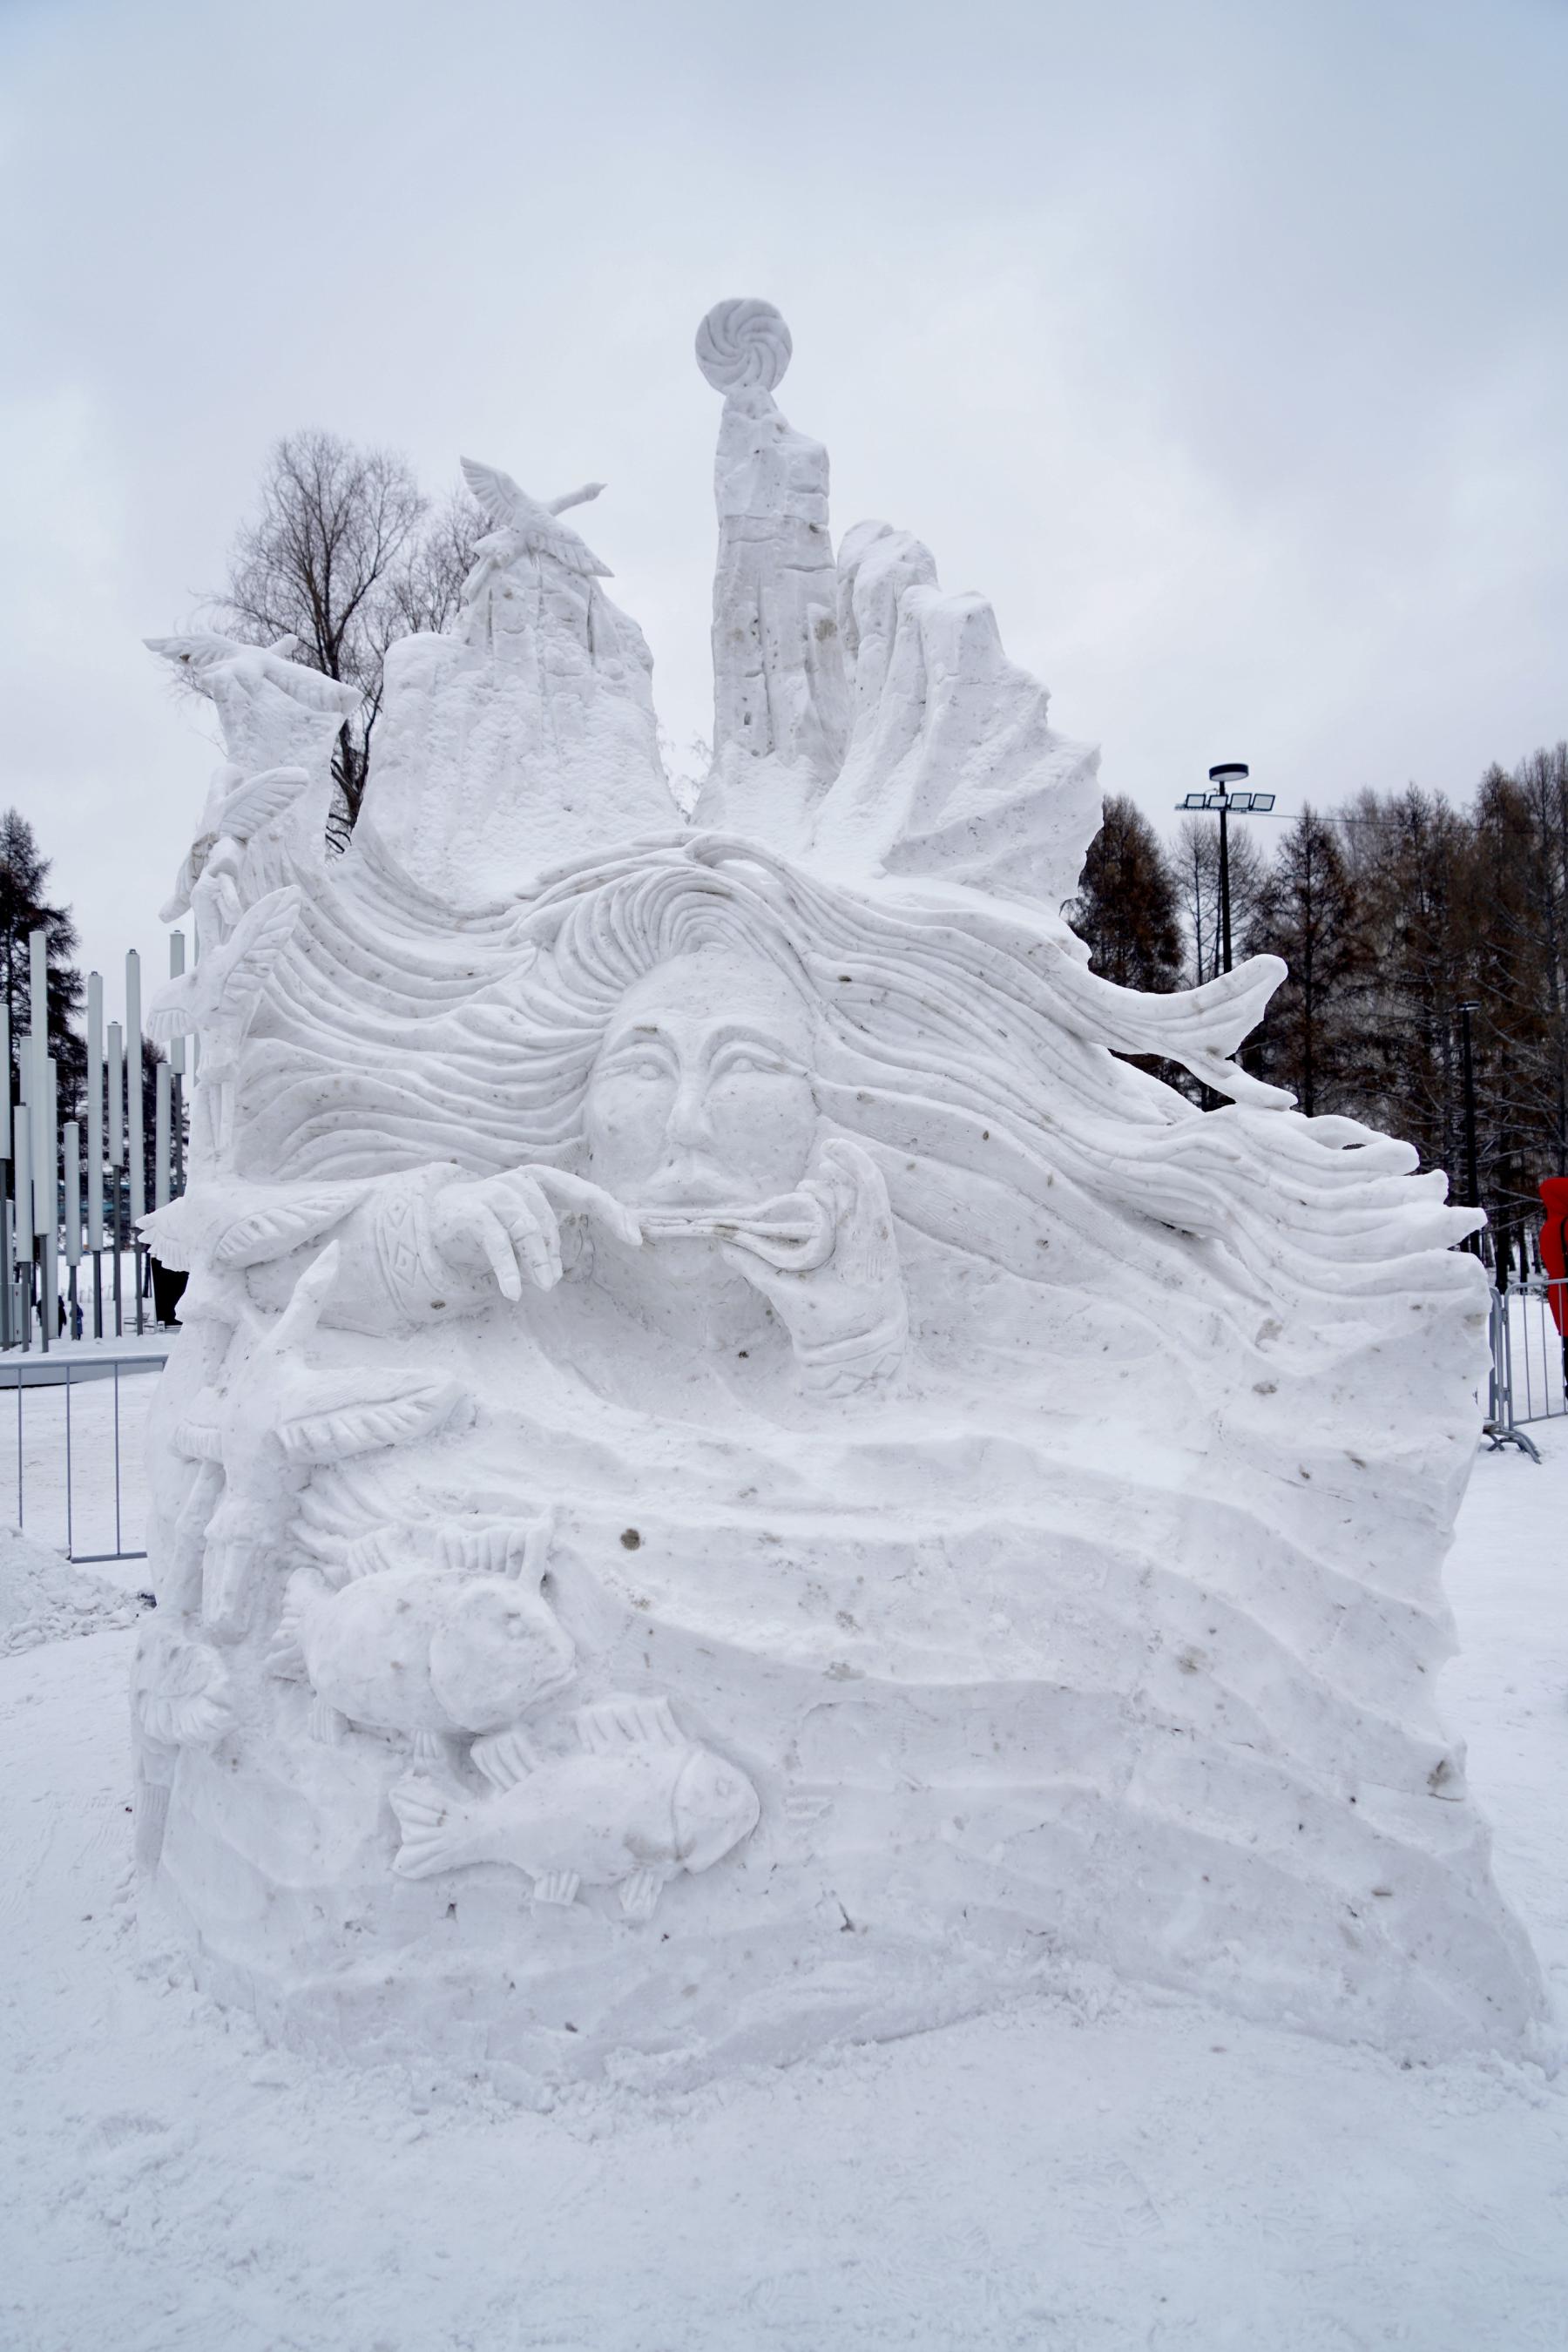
[276,1370,465,1466]
[217,765,311,843]
[212,1186,364,1269]
[144,632,238,677]
[145,974,199,1044]
[460,458,526,526]
[139,1195,201,1270]
[211,886,302,1023]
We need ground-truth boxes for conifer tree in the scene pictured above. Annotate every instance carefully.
[1069,795,1183,992]
[1244,807,1367,1117]
[1339,783,1475,1169]
[0,808,85,1114]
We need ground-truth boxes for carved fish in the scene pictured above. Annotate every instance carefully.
[267,1520,573,1759]
[389,1695,760,1919]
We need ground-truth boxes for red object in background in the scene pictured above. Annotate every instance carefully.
[1540,1178,1568,1336]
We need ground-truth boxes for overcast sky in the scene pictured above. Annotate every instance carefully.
[2,0,1565,1014]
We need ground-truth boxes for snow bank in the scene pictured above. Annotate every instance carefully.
[0,1524,143,1656]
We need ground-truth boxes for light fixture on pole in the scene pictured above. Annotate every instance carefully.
[1175,762,1275,977]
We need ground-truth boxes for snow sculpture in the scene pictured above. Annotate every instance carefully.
[134,300,1543,2081]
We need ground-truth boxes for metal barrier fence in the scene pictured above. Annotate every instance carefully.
[1499,1281,1567,1423]
[1,1348,168,1563]
[1486,1281,1565,1460]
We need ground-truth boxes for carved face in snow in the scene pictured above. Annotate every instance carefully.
[582,943,818,1214]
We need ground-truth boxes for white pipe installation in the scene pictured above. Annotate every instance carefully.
[125,950,144,1335]
[87,971,105,1335]
[0,932,188,1352]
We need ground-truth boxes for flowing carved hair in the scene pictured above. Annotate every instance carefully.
[241,834,1477,1324]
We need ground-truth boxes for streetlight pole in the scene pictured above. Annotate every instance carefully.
[1175,763,1274,980]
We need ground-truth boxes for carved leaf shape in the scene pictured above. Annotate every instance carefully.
[276,1372,464,1466]
[213,1187,362,1269]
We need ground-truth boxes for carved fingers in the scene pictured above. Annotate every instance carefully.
[431,1168,640,1301]
[720,1138,907,1393]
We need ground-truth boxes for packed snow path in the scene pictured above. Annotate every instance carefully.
[2,1433,1565,2352]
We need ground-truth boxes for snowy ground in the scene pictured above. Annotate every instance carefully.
[2,1429,1565,2350]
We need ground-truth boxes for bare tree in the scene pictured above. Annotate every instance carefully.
[1172,813,1267,988]
[212,431,482,844]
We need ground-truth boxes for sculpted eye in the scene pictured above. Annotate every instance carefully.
[720,1049,780,1076]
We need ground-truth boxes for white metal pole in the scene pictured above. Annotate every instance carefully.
[40,1055,57,1350]
[13,1102,30,1352]
[86,977,104,1246]
[168,931,186,1073]
[86,971,104,1337]
[125,950,143,1223]
[155,1059,172,1208]
[13,1104,31,1247]
[28,936,49,1351]
[64,1119,81,1263]
[107,1019,124,1338]
[28,1030,48,1352]
[125,950,144,1335]
[64,1115,80,1339]
[0,1004,8,1350]
[0,1001,8,1355]
[107,1021,124,1172]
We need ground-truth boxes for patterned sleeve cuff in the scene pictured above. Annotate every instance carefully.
[371,1163,465,1324]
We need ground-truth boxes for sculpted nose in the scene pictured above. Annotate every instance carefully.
[665,1068,712,1151]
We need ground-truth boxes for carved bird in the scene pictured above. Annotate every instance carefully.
[145,632,359,782]
[159,762,314,925]
[459,461,611,599]
[173,1242,466,1638]
[146,882,301,1085]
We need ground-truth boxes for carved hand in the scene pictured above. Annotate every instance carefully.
[429,1167,641,1301]
[720,1138,907,1394]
